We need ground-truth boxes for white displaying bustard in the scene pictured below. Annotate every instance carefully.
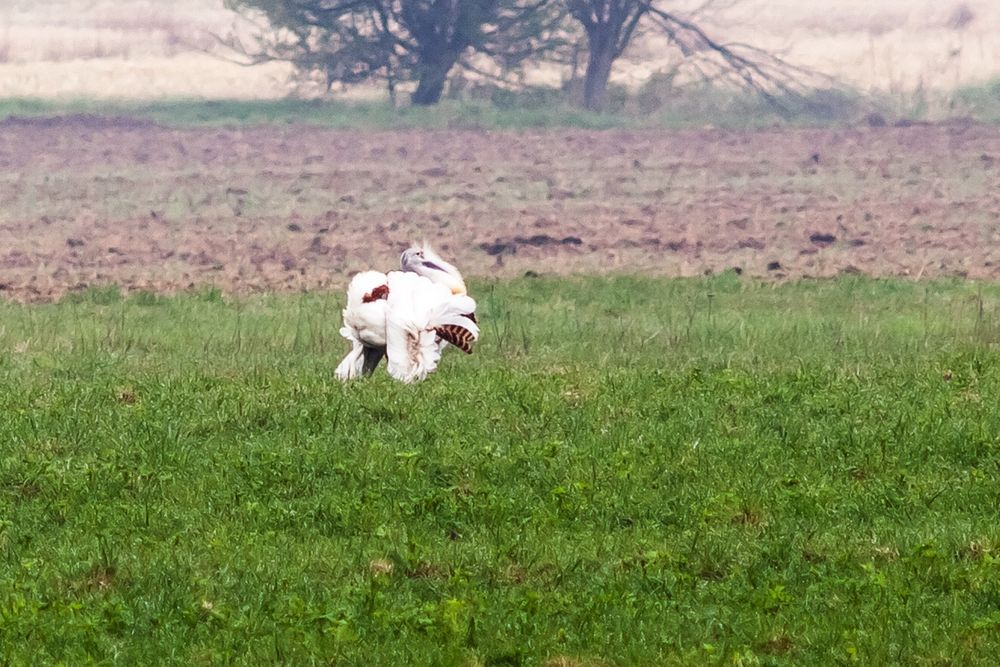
[334,243,479,383]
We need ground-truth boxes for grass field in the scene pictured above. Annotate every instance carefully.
[0,82,998,129]
[0,98,635,130]
[0,92,871,130]
[2,276,999,664]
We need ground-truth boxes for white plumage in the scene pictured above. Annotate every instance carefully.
[335,244,479,383]
[334,270,390,381]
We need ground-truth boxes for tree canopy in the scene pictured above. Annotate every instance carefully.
[225,0,566,105]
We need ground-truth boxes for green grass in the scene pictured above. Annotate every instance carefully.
[2,276,1000,665]
[954,80,1000,124]
[4,78,997,130]
[0,87,874,130]
[0,97,631,130]
[3,82,995,130]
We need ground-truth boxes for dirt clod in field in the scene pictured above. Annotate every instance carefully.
[809,233,837,245]
[480,241,516,256]
[2,118,999,301]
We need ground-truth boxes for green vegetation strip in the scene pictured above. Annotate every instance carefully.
[0,88,940,130]
[2,82,998,129]
[1,276,999,664]
[0,97,656,129]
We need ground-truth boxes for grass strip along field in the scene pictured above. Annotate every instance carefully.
[1,84,997,130]
[1,275,999,664]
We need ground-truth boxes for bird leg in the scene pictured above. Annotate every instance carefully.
[362,346,387,374]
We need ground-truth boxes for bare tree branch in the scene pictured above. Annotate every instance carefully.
[640,2,841,116]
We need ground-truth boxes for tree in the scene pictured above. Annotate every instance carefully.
[225,0,565,105]
[223,0,823,112]
[566,0,646,112]
[566,0,826,112]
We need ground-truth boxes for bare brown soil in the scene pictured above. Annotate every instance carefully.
[2,115,999,301]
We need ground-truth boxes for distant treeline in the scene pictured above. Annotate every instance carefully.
[223,0,822,112]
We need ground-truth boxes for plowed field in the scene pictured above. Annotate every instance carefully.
[2,115,999,301]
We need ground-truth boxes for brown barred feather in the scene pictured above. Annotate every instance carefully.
[435,324,475,354]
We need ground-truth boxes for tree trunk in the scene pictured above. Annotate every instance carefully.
[411,55,457,105]
[582,32,616,112]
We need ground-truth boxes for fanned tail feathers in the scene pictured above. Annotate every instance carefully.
[435,324,476,353]
[428,295,479,354]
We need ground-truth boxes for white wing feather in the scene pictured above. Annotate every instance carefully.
[384,271,478,383]
[334,342,366,381]
[341,270,389,347]
[335,270,389,381]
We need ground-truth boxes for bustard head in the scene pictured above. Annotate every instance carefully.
[400,242,467,295]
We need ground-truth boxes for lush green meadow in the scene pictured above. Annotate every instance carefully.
[1,276,999,665]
